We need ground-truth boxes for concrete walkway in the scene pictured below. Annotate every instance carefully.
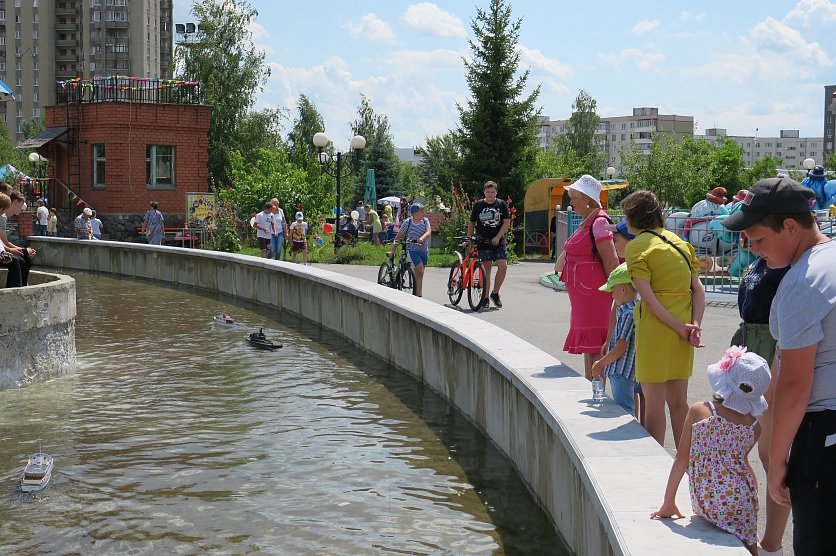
[315,259,793,554]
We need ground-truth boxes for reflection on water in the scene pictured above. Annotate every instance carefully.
[0,273,570,555]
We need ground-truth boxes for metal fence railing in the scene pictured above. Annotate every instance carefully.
[554,209,836,295]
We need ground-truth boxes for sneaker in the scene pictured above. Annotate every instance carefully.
[481,297,490,308]
[490,292,502,308]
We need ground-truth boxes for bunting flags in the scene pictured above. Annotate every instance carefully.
[57,76,200,90]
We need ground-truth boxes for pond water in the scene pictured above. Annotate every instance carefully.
[0,273,570,555]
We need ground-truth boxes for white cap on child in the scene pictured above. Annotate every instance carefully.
[707,346,771,417]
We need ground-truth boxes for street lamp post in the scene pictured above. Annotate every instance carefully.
[28,152,48,200]
[606,166,616,180]
[312,132,366,250]
[803,157,816,176]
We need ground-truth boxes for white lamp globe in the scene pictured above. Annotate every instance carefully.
[350,135,366,150]
[312,132,329,149]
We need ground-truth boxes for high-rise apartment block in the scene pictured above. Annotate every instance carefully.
[538,107,695,170]
[1,0,173,144]
[825,85,836,164]
[696,128,824,170]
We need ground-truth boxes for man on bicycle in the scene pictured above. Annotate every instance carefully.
[467,180,511,308]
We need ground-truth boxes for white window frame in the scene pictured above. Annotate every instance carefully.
[146,145,175,189]
[93,144,106,188]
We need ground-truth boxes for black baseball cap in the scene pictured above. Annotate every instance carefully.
[721,177,815,231]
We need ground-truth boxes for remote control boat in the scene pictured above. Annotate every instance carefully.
[245,328,282,350]
[21,452,53,492]
[213,313,237,326]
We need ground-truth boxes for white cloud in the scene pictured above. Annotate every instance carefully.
[403,3,467,39]
[750,16,832,65]
[345,13,397,44]
[631,19,660,37]
[784,0,836,28]
[600,48,665,73]
[386,49,463,73]
[517,45,573,79]
[679,11,706,22]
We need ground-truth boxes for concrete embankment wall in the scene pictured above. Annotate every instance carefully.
[27,238,747,555]
[0,269,77,390]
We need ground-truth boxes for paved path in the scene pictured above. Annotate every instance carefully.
[314,259,792,554]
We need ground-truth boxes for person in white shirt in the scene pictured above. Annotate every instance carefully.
[253,203,275,258]
[35,199,49,236]
[269,197,288,260]
[90,210,104,239]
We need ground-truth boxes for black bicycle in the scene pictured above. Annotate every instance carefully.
[377,239,417,295]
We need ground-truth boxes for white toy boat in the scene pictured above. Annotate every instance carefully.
[21,452,53,492]
[213,313,237,326]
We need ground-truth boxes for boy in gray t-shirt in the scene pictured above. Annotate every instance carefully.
[722,177,836,555]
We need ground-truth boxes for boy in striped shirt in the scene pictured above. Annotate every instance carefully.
[592,263,642,420]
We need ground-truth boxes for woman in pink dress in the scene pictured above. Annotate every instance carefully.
[555,175,620,380]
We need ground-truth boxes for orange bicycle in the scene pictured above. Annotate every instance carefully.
[447,235,487,311]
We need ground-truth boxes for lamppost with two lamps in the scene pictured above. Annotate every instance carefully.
[312,132,366,250]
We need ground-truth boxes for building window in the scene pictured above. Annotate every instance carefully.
[146,145,175,188]
[93,144,106,188]
[32,108,40,118]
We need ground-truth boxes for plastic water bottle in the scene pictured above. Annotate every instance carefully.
[592,378,605,403]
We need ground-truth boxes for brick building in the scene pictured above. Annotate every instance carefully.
[18,77,210,240]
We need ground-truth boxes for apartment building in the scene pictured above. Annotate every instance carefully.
[538,107,695,170]
[0,0,173,144]
[697,128,824,170]
[825,84,836,163]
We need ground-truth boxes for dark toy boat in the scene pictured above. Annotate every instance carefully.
[245,328,282,350]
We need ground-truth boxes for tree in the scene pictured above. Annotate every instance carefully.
[286,94,327,174]
[418,133,461,203]
[553,90,603,176]
[20,116,46,140]
[349,95,400,202]
[533,138,590,181]
[456,0,541,208]
[742,155,784,188]
[824,151,836,172]
[175,0,270,186]
[236,107,286,164]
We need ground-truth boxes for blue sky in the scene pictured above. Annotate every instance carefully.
[173,0,836,150]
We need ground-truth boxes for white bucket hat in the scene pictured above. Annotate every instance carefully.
[565,175,602,207]
[707,346,771,417]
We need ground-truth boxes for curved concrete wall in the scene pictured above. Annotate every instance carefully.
[0,269,77,389]
[27,238,748,555]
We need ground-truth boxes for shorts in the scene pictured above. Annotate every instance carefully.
[408,250,428,267]
[258,237,270,250]
[291,241,307,253]
[607,374,642,415]
[478,241,507,262]
[787,410,836,555]
[731,322,777,364]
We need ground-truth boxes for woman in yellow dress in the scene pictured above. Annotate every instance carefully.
[621,190,705,447]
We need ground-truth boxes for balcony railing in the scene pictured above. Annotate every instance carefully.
[56,75,201,105]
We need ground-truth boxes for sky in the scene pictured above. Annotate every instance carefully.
[172,0,836,151]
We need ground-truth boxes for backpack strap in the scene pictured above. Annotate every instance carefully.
[589,212,614,257]
[640,229,692,269]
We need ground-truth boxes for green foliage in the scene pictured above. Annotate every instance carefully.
[236,108,286,162]
[238,243,458,267]
[175,0,270,186]
[742,155,784,187]
[350,95,401,202]
[554,90,604,175]
[20,116,46,141]
[207,199,241,252]
[620,134,752,208]
[418,133,460,203]
[824,151,836,171]
[396,160,421,199]
[224,148,332,223]
[456,0,541,209]
[438,185,474,251]
[286,94,328,174]
[533,139,590,181]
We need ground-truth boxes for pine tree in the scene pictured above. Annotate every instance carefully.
[456,0,540,207]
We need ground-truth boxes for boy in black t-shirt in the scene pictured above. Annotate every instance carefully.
[466,180,511,308]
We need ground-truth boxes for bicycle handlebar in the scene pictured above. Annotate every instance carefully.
[453,235,478,242]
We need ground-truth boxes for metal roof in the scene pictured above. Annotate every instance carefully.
[17,127,70,149]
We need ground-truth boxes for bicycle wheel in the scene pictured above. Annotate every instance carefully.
[377,262,393,287]
[398,265,416,295]
[447,251,464,305]
[467,261,487,311]
[447,261,464,305]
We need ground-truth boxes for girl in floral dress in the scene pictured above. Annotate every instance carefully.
[651,346,772,555]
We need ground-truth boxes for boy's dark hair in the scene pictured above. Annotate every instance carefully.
[620,190,664,230]
[483,180,498,191]
[8,190,24,203]
[0,181,12,195]
[760,212,816,232]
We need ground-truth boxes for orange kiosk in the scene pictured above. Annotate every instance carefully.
[523,177,629,257]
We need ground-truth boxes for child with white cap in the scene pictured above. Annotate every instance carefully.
[652,346,771,555]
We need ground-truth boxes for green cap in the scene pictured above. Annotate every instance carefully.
[599,262,632,292]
